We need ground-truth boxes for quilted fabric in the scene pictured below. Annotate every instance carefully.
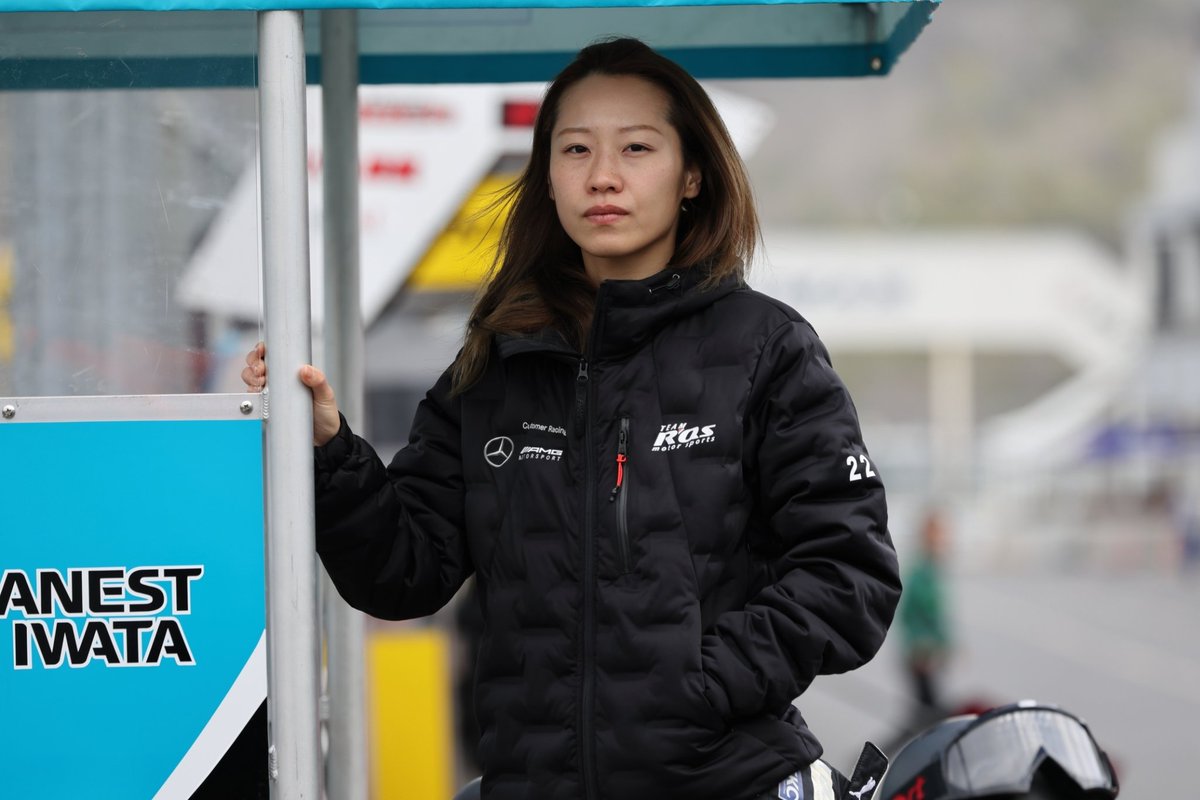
[314,266,900,800]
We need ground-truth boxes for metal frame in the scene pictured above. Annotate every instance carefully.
[258,11,324,799]
[0,392,263,422]
[0,3,941,90]
[319,10,368,800]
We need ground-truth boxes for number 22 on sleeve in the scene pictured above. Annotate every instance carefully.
[846,454,876,482]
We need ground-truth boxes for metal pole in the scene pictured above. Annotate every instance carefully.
[258,11,323,800]
[320,11,369,800]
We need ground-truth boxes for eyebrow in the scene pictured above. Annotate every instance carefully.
[555,124,665,137]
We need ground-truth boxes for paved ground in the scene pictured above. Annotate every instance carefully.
[798,568,1200,797]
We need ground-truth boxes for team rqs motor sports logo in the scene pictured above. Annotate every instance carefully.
[651,422,717,452]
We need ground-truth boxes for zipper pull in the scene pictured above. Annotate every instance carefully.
[609,418,629,502]
[648,272,682,294]
[574,359,589,431]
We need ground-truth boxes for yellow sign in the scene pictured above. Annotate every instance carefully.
[406,174,517,292]
[369,627,455,799]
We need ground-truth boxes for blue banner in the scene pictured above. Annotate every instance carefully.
[0,417,265,799]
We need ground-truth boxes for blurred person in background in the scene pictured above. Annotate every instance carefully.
[245,37,900,800]
[898,508,954,728]
[1170,481,1200,572]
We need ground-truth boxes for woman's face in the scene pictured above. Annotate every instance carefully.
[549,73,701,283]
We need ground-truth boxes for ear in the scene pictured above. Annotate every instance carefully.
[682,166,701,200]
[548,179,556,202]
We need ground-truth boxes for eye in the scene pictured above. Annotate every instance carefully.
[626,143,652,153]
[563,144,589,155]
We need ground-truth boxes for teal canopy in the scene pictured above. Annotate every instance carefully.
[0,1,939,89]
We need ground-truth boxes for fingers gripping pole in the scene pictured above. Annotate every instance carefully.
[258,11,323,799]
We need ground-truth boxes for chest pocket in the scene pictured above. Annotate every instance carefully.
[460,365,576,580]
[634,412,750,578]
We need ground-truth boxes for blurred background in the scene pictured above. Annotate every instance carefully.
[1,0,1198,796]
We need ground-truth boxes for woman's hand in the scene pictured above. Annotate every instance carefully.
[242,341,342,446]
[241,341,269,393]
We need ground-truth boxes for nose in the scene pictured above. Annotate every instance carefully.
[588,151,622,194]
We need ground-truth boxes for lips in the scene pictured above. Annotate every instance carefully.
[585,204,629,224]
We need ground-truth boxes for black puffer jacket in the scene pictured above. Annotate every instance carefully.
[315,267,900,800]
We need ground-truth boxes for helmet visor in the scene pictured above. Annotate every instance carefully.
[944,706,1116,796]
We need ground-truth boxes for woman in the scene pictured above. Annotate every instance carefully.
[245,37,900,800]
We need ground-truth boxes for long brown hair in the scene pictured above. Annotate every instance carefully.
[451,37,760,393]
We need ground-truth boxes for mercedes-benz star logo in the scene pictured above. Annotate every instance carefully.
[484,436,514,468]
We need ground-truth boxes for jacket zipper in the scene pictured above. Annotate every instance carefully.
[609,417,632,573]
[648,272,682,294]
[577,355,599,800]
[575,359,589,430]
[580,282,613,800]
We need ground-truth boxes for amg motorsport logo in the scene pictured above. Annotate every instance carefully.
[1,565,203,669]
[486,424,567,466]
[651,421,717,452]
[519,445,563,462]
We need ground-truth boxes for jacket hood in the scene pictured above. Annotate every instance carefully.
[496,265,744,363]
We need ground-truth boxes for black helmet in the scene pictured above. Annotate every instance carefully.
[876,700,1119,799]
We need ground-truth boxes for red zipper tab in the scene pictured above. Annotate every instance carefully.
[609,419,629,502]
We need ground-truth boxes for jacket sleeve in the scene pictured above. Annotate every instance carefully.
[314,368,472,620]
[701,319,901,720]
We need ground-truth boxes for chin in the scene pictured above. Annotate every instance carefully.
[576,239,635,259]
[586,246,639,259]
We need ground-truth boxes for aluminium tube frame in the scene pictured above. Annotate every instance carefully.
[258,10,323,800]
[320,10,369,800]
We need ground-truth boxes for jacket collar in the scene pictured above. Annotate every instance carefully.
[496,266,742,363]
[590,266,741,362]
[496,327,575,360]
